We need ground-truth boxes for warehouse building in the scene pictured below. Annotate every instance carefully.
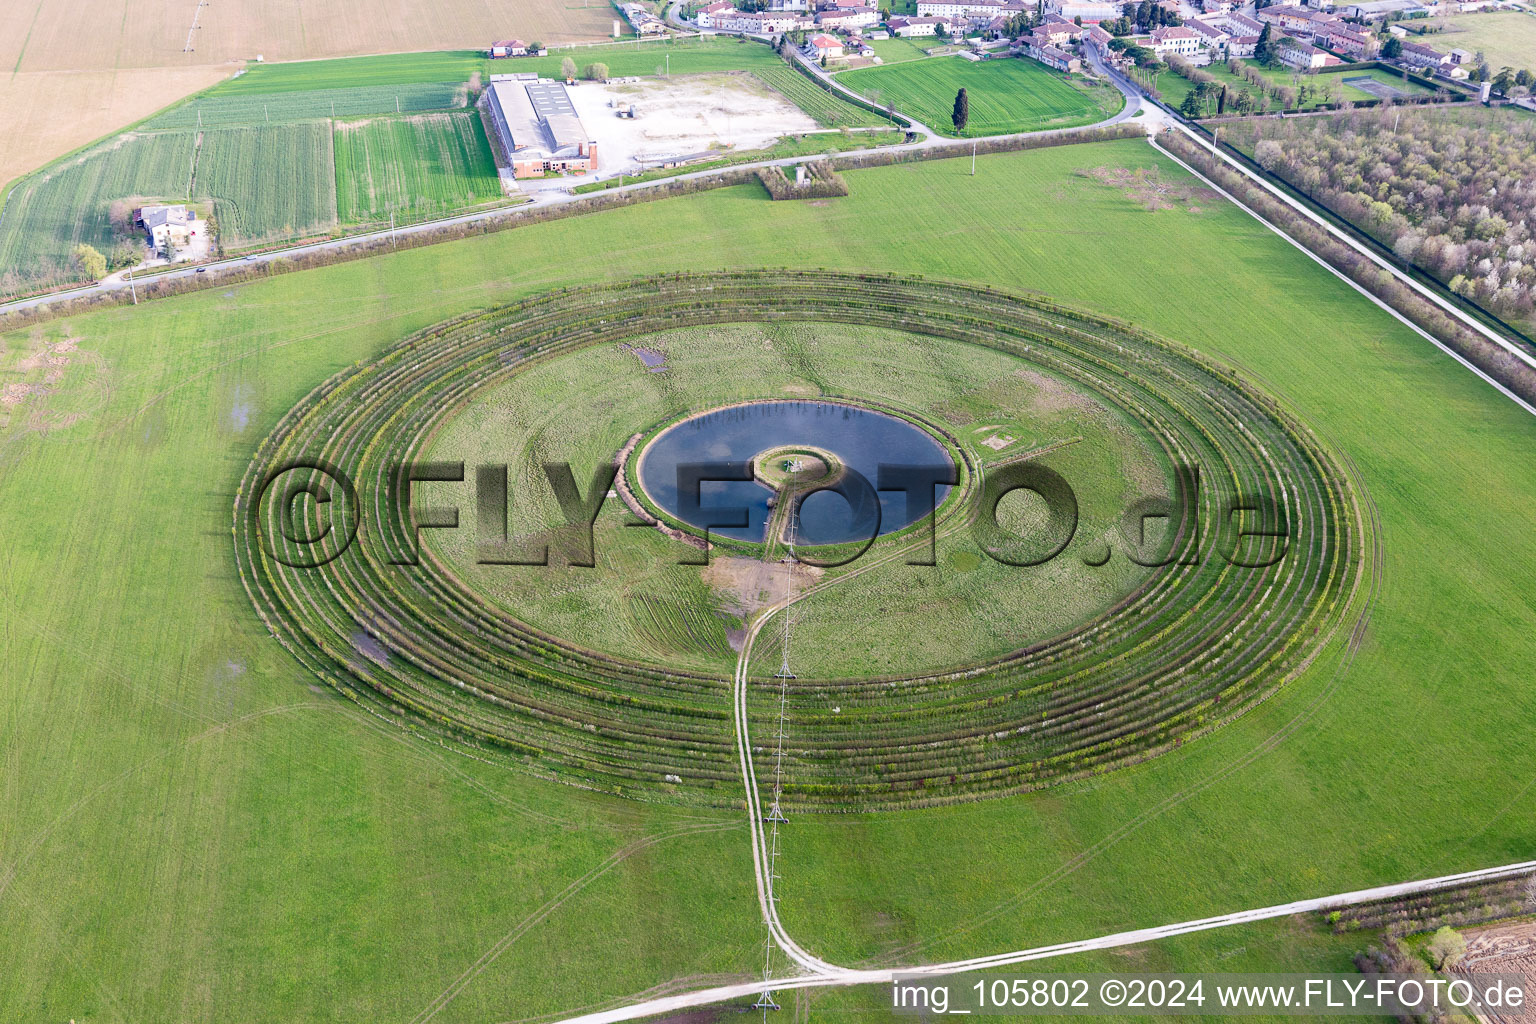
[481,75,598,178]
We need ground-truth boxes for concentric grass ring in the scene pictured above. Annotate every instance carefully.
[233,271,1364,810]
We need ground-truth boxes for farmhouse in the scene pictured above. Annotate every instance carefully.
[1026,35,1082,69]
[620,2,668,34]
[489,39,528,58]
[134,205,192,249]
[481,76,598,178]
[805,33,846,57]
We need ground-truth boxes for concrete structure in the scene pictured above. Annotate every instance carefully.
[482,76,598,178]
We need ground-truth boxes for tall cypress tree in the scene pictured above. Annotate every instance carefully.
[952,88,969,132]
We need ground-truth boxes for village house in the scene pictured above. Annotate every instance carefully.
[1321,23,1375,57]
[804,32,846,57]
[489,39,528,58]
[889,13,954,34]
[1150,24,1203,58]
[1083,23,1113,46]
[816,6,881,27]
[1397,39,1448,69]
[1026,33,1082,70]
[1034,20,1082,43]
[1047,0,1121,19]
[1184,17,1231,52]
[1202,0,1233,13]
[1278,37,1332,67]
[694,1,735,27]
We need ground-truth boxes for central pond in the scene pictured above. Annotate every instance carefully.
[637,400,955,546]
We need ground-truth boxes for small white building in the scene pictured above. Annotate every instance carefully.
[805,32,846,57]
[135,205,192,250]
[1278,37,1330,67]
[889,13,954,33]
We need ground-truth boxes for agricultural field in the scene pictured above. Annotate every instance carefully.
[839,56,1123,135]
[334,113,502,225]
[146,83,469,130]
[751,67,894,128]
[192,124,339,245]
[3,137,1535,1023]
[1415,10,1536,74]
[0,132,198,293]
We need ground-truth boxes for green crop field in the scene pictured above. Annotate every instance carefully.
[146,83,468,130]
[3,137,1535,1024]
[194,124,338,244]
[210,50,489,94]
[0,132,196,291]
[839,56,1123,136]
[751,67,893,128]
[334,112,502,224]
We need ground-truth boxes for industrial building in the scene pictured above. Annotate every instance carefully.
[481,75,598,178]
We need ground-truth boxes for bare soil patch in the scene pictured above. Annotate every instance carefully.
[1079,165,1220,212]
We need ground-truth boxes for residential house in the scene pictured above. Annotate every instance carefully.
[1322,23,1375,57]
[1202,0,1234,13]
[889,13,954,33]
[1044,0,1122,21]
[1397,39,1448,68]
[695,1,735,26]
[1185,17,1231,52]
[135,205,192,250]
[1150,24,1203,57]
[816,6,881,27]
[489,39,528,58]
[804,32,846,56]
[1026,33,1083,69]
[1278,37,1330,66]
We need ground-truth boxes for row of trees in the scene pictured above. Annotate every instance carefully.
[1245,107,1536,323]
[558,57,611,82]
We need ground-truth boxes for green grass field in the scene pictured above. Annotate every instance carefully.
[839,56,1123,136]
[0,132,196,290]
[1417,10,1536,73]
[334,112,502,224]
[195,124,339,243]
[3,138,1535,1021]
[750,66,893,128]
[1159,61,1438,113]
[146,83,469,130]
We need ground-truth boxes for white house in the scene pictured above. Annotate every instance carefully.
[135,205,192,250]
[805,32,846,56]
[816,6,881,27]
[1185,17,1231,50]
[1278,37,1330,67]
[889,13,954,33]
[1150,24,1203,56]
[695,1,735,27]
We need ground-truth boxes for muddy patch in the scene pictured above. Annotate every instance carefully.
[1079,165,1219,212]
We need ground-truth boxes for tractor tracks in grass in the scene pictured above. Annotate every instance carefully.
[406,819,746,1024]
[873,438,1385,966]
